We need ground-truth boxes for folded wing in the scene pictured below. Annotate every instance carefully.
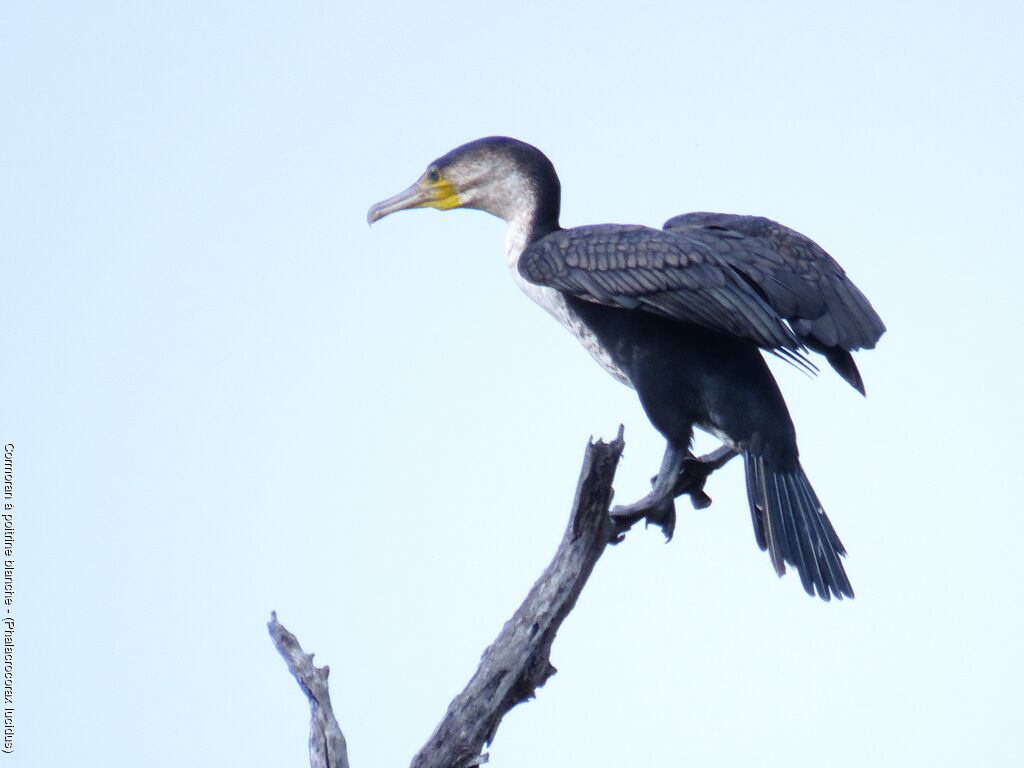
[663,213,886,393]
[519,224,809,364]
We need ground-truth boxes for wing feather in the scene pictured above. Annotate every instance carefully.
[519,225,805,353]
[519,214,885,386]
[662,212,885,388]
[664,212,885,352]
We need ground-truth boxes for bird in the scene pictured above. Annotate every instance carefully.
[367,136,885,600]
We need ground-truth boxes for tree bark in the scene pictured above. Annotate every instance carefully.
[268,611,350,768]
[408,428,623,768]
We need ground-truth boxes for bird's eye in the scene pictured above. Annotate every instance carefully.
[427,168,440,183]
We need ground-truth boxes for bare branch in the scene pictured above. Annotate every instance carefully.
[268,612,350,768]
[408,427,624,768]
[268,428,752,767]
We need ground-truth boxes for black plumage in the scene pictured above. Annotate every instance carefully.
[368,136,885,600]
[519,225,816,373]
[663,212,885,394]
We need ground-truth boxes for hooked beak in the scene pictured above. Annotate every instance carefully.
[366,172,461,225]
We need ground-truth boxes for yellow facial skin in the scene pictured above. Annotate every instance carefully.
[366,169,462,224]
[420,174,460,210]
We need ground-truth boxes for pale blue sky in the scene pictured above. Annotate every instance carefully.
[3,2,1023,766]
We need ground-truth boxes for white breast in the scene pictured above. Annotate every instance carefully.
[505,220,632,388]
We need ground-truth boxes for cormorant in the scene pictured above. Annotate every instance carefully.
[367,136,885,601]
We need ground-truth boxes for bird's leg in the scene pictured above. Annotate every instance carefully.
[609,444,739,543]
[665,445,739,510]
[609,443,687,541]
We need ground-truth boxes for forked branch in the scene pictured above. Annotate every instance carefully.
[270,429,736,768]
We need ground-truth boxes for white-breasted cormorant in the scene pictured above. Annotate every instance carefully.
[368,136,885,600]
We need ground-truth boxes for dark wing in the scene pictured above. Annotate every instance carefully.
[518,224,808,360]
[664,213,886,393]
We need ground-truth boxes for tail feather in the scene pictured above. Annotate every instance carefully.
[744,454,853,600]
[775,471,822,596]
[794,476,850,598]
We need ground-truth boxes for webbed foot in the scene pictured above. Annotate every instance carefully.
[610,494,677,542]
[609,444,739,543]
[668,446,738,508]
[608,442,688,543]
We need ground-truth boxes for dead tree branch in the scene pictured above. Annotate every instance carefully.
[270,428,737,767]
[268,611,350,768]
[408,428,623,768]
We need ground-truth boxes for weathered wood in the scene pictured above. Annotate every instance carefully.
[269,429,737,768]
[408,428,624,768]
[268,612,350,768]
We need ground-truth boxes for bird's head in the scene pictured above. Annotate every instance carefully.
[367,136,560,229]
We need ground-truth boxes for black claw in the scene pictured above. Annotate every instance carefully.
[653,508,675,541]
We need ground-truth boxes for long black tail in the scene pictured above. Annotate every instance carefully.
[744,454,853,600]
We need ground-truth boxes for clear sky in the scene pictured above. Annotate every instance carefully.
[3,1,1023,766]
